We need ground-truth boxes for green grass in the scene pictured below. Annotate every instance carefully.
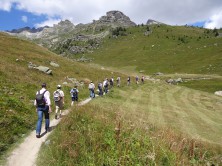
[85,25,222,75]
[37,103,177,166]
[0,32,125,163]
[180,78,222,93]
[2,24,222,165]
[37,82,222,165]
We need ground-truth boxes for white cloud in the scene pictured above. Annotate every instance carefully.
[1,0,222,29]
[35,18,61,28]
[204,11,222,29]
[21,15,27,22]
[0,1,13,11]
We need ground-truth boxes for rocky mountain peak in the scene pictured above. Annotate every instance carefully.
[146,19,164,25]
[57,19,74,26]
[97,10,136,27]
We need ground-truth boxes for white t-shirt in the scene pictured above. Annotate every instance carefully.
[88,83,95,89]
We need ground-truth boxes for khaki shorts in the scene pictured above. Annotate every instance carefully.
[55,101,64,109]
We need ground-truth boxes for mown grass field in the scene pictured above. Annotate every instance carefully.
[37,81,222,165]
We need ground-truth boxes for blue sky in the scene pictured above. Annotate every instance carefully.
[0,7,49,31]
[0,0,222,31]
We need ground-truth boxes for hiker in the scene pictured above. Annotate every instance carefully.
[117,76,121,87]
[53,85,65,119]
[88,81,95,98]
[110,77,114,88]
[103,78,109,94]
[70,85,79,106]
[136,75,139,84]
[98,82,103,96]
[127,76,131,86]
[141,76,145,84]
[34,83,52,138]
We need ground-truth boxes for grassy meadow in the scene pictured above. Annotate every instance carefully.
[0,32,125,163]
[1,24,222,165]
[85,25,222,75]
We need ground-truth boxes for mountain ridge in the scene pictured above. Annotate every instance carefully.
[6,10,141,57]
[7,10,162,34]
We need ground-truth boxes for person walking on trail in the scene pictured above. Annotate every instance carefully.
[103,78,109,94]
[141,76,145,84]
[88,81,95,98]
[34,83,52,138]
[110,77,114,88]
[53,85,65,119]
[70,85,79,106]
[98,82,103,96]
[117,76,121,87]
[127,76,131,86]
[136,75,139,84]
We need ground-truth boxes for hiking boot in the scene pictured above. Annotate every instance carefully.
[36,134,40,138]
[55,114,57,119]
[45,128,50,133]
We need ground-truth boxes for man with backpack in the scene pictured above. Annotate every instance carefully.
[141,76,145,84]
[53,85,65,119]
[34,83,52,138]
[136,75,139,84]
[117,76,121,87]
[110,77,114,88]
[88,81,95,98]
[70,85,79,106]
[103,78,109,94]
[98,82,103,96]
[127,76,131,86]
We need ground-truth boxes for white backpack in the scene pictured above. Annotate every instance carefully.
[53,90,61,102]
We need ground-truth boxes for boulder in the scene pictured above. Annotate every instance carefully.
[154,72,164,76]
[166,78,183,85]
[214,91,222,96]
[50,61,59,67]
[35,66,52,75]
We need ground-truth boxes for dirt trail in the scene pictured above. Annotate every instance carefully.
[6,98,92,166]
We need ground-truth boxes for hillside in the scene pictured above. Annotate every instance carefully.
[0,32,124,163]
[2,19,222,165]
[85,24,222,75]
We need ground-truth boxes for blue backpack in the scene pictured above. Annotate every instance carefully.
[71,88,78,97]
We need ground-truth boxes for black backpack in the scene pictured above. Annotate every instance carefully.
[71,88,77,97]
[36,90,47,106]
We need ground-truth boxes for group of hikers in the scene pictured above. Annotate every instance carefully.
[34,75,145,138]
[88,77,116,98]
[88,76,145,98]
[34,83,79,138]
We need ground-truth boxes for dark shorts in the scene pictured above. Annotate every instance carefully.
[71,96,78,101]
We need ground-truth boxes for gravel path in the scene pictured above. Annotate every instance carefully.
[6,98,92,166]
